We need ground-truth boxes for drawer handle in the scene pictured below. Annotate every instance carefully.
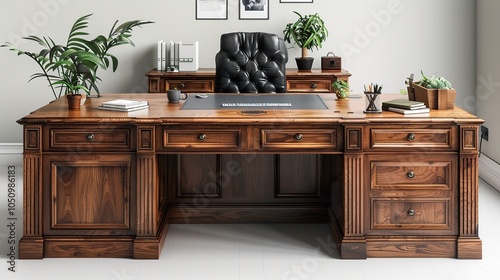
[294,133,303,141]
[86,134,95,142]
[198,133,206,141]
[179,83,186,89]
[407,133,416,141]
[406,171,415,179]
[310,83,317,89]
[408,209,415,217]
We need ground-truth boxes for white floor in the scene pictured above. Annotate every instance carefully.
[1,153,499,279]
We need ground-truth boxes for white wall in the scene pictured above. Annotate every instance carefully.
[477,0,500,169]
[0,0,476,143]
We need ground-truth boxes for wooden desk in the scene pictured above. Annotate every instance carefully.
[146,68,352,93]
[17,93,483,259]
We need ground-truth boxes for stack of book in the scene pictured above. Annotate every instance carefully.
[382,99,430,115]
[98,99,149,112]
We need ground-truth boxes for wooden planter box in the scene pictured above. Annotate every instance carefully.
[409,83,456,110]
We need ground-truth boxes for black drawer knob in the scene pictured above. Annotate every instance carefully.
[179,83,186,89]
[198,133,206,141]
[310,83,317,89]
[294,133,303,141]
[406,171,415,179]
[86,134,95,142]
[408,209,415,216]
[407,133,416,141]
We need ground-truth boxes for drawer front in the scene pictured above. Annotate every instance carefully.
[371,198,452,230]
[48,127,133,151]
[369,126,455,150]
[287,79,331,93]
[161,128,242,150]
[370,157,453,190]
[165,80,214,93]
[260,129,337,150]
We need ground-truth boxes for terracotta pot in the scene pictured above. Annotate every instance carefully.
[67,94,82,109]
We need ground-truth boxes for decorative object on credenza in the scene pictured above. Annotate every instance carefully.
[1,14,152,109]
[406,71,456,110]
[283,11,328,70]
[363,83,383,113]
[239,0,269,20]
[332,79,349,100]
[196,0,228,20]
[321,52,341,70]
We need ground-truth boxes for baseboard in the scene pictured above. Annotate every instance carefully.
[0,143,23,154]
[479,154,500,193]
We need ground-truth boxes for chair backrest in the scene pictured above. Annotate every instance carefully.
[215,32,288,93]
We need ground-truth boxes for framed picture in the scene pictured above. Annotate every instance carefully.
[280,0,313,3]
[196,0,228,20]
[239,0,269,20]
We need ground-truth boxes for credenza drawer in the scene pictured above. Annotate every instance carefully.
[260,128,337,150]
[161,128,242,150]
[287,79,331,93]
[47,127,133,151]
[371,198,451,230]
[165,80,214,93]
[369,126,456,150]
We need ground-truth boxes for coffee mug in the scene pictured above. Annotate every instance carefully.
[167,89,187,103]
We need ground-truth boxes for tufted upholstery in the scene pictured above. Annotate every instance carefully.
[215,32,288,93]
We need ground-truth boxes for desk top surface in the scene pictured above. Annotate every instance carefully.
[18,93,482,125]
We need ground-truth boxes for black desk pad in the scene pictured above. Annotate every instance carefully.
[181,94,328,110]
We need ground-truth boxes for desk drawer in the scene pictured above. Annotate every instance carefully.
[260,129,337,150]
[371,198,451,230]
[47,127,133,151]
[165,80,214,93]
[370,157,453,190]
[161,128,242,150]
[369,126,455,150]
[287,79,331,93]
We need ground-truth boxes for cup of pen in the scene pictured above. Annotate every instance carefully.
[363,83,383,113]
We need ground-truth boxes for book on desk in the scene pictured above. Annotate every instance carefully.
[382,98,429,115]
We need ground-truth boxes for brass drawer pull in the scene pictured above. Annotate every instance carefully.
[310,83,317,89]
[198,133,206,141]
[407,133,416,141]
[406,171,415,179]
[294,133,303,141]
[408,209,415,216]
[86,134,95,142]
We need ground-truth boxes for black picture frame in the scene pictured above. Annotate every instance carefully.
[196,0,228,20]
[239,0,269,20]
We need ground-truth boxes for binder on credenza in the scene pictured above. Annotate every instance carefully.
[157,40,165,71]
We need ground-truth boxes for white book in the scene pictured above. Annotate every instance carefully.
[388,107,430,115]
[101,99,149,108]
[98,105,149,112]
[157,40,164,71]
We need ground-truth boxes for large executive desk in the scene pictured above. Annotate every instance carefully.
[18,93,483,259]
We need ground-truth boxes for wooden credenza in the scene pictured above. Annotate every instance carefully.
[146,68,352,93]
[17,93,483,259]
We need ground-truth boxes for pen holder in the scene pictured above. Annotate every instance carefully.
[363,92,382,113]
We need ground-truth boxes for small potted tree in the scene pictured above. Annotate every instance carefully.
[2,14,152,109]
[332,79,349,99]
[283,11,328,70]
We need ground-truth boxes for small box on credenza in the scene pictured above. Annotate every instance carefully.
[321,52,341,70]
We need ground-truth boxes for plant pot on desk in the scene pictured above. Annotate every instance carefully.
[410,83,456,110]
[66,94,82,109]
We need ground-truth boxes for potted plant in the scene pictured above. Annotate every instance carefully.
[283,11,328,71]
[408,71,456,110]
[332,79,349,99]
[2,14,152,109]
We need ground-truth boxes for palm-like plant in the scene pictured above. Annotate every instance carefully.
[283,11,328,59]
[2,14,152,99]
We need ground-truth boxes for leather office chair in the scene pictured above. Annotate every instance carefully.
[215,32,288,93]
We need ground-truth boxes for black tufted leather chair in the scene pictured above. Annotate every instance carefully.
[215,32,288,93]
